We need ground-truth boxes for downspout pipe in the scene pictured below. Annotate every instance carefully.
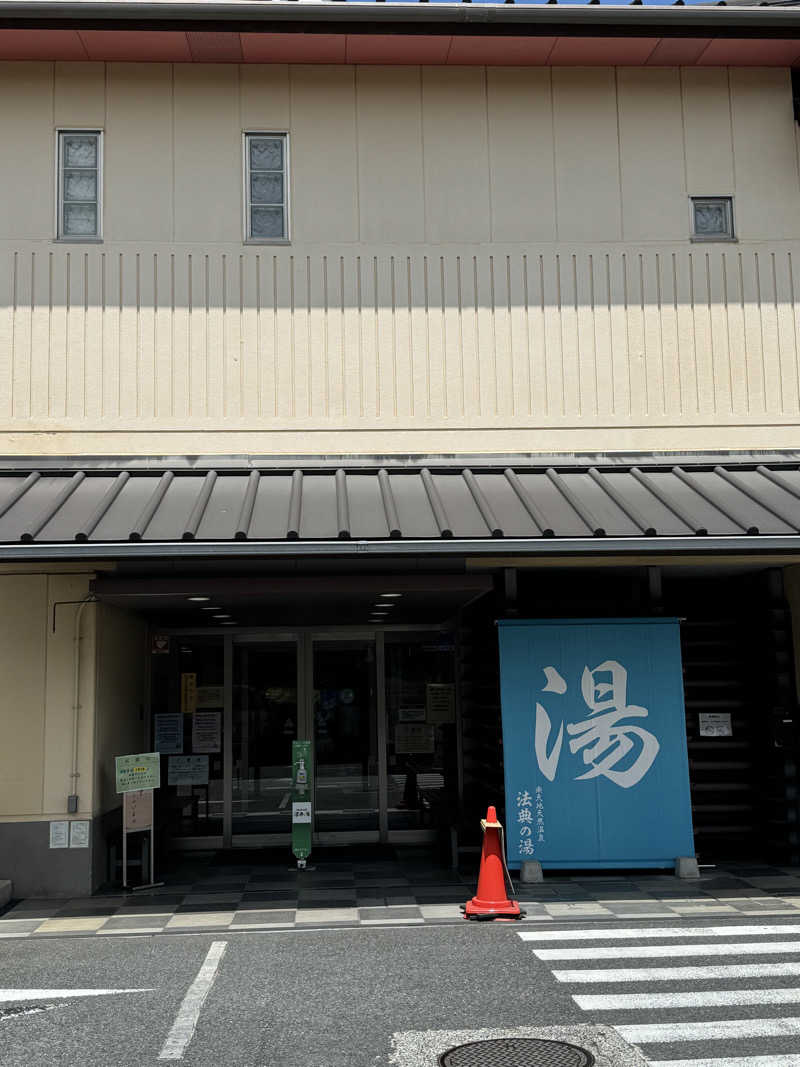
[69,597,92,812]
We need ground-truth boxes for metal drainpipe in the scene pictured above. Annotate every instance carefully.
[69,598,92,811]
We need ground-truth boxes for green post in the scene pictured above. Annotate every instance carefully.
[291,740,313,868]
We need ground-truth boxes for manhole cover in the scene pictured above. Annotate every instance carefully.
[439,1038,595,1067]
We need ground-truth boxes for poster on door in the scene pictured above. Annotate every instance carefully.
[498,618,694,869]
[192,711,221,753]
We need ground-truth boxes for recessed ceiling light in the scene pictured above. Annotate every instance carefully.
[201,606,221,611]
[373,603,394,609]
[221,621,236,626]
[213,614,231,619]
[380,593,402,598]
[187,596,210,602]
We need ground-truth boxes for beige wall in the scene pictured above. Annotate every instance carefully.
[0,574,95,820]
[1,62,799,455]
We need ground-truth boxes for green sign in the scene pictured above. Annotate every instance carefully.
[291,740,313,863]
[115,752,161,794]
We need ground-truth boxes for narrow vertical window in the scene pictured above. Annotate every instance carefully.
[245,133,288,242]
[58,130,102,240]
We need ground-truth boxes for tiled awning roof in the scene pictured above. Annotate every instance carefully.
[2,463,800,555]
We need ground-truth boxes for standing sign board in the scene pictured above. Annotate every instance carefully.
[291,740,313,866]
[116,753,161,889]
[115,753,160,793]
[498,619,694,869]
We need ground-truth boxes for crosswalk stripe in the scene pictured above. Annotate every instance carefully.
[535,940,800,961]
[518,924,800,943]
[616,1017,800,1042]
[573,989,800,1010]
[650,1057,800,1067]
[553,962,800,982]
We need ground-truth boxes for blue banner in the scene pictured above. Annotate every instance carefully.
[498,619,694,869]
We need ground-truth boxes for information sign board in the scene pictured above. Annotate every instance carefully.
[168,755,209,786]
[154,712,183,754]
[49,821,68,849]
[69,821,90,848]
[699,712,733,737]
[123,789,153,832]
[115,752,161,794]
[192,711,221,753]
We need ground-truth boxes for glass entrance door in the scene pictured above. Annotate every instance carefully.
[312,639,380,836]
[232,639,299,840]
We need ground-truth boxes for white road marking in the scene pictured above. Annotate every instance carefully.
[518,924,800,942]
[616,1016,800,1043]
[158,940,227,1061]
[652,1058,800,1067]
[535,940,800,960]
[574,988,800,1010]
[553,962,800,982]
[0,989,152,1002]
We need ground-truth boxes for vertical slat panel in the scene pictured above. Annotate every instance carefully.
[37,251,61,419]
[528,253,548,418]
[509,253,531,419]
[171,252,190,420]
[257,253,278,419]
[690,251,716,416]
[240,253,259,421]
[560,253,581,417]
[65,250,89,420]
[461,255,482,418]
[541,252,563,418]
[84,251,103,421]
[777,250,800,415]
[274,253,293,419]
[101,252,120,419]
[393,255,414,419]
[608,251,631,418]
[289,254,310,420]
[592,252,614,418]
[640,251,664,417]
[308,252,328,419]
[138,250,157,419]
[724,250,748,418]
[425,253,445,418]
[205,253,224,419]
[325,254,345,419]
[118,250,139,419]
[0,252,14,418]
[740,249,766,415]
[360,254,379,420]
[187,252,207,417]
[707,249,731,416]
[474,254,497,418]
[492,254,514,419]
[221,251,242,419]
[574,251,597,418]
[759,250,783,415]
[341,254,361,420]
[11,251,33,420]
[659,252,682,418]
[375,253,395,419]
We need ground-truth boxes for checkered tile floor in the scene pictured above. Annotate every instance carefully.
[3,856,800,938]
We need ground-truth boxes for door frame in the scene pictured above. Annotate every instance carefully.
[151,623,455,850]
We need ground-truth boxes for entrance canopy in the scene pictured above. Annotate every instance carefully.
[1,459,800,559]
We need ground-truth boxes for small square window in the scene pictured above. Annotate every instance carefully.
[244,133,288,242]
[57,130,102,241]
[691,196,734,241]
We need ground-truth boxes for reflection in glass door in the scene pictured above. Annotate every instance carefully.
[232,641,298,838]
[313,639,379,834]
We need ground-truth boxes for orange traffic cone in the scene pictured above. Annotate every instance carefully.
[463,806,522,921]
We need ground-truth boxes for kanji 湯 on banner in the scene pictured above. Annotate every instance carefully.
[498,619,694,869]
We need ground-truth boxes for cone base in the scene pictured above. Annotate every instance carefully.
[463,896,522,920]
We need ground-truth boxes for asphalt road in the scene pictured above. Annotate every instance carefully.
[4,917,800,1066]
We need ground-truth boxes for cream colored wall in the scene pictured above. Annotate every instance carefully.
[1,61,799,455]
[0,574,95,821]
[93,604,147,818]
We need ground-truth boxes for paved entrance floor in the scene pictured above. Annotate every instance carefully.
[3,851,800,939]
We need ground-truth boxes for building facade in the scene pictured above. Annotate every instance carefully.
[2,0,800,895]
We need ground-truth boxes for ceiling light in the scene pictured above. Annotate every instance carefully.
[213,614,231,619]
[201,606,221,611]
[221,621,236,626]
[380,593,402,598]
[373,603,394,609]
[187,596,210,602]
